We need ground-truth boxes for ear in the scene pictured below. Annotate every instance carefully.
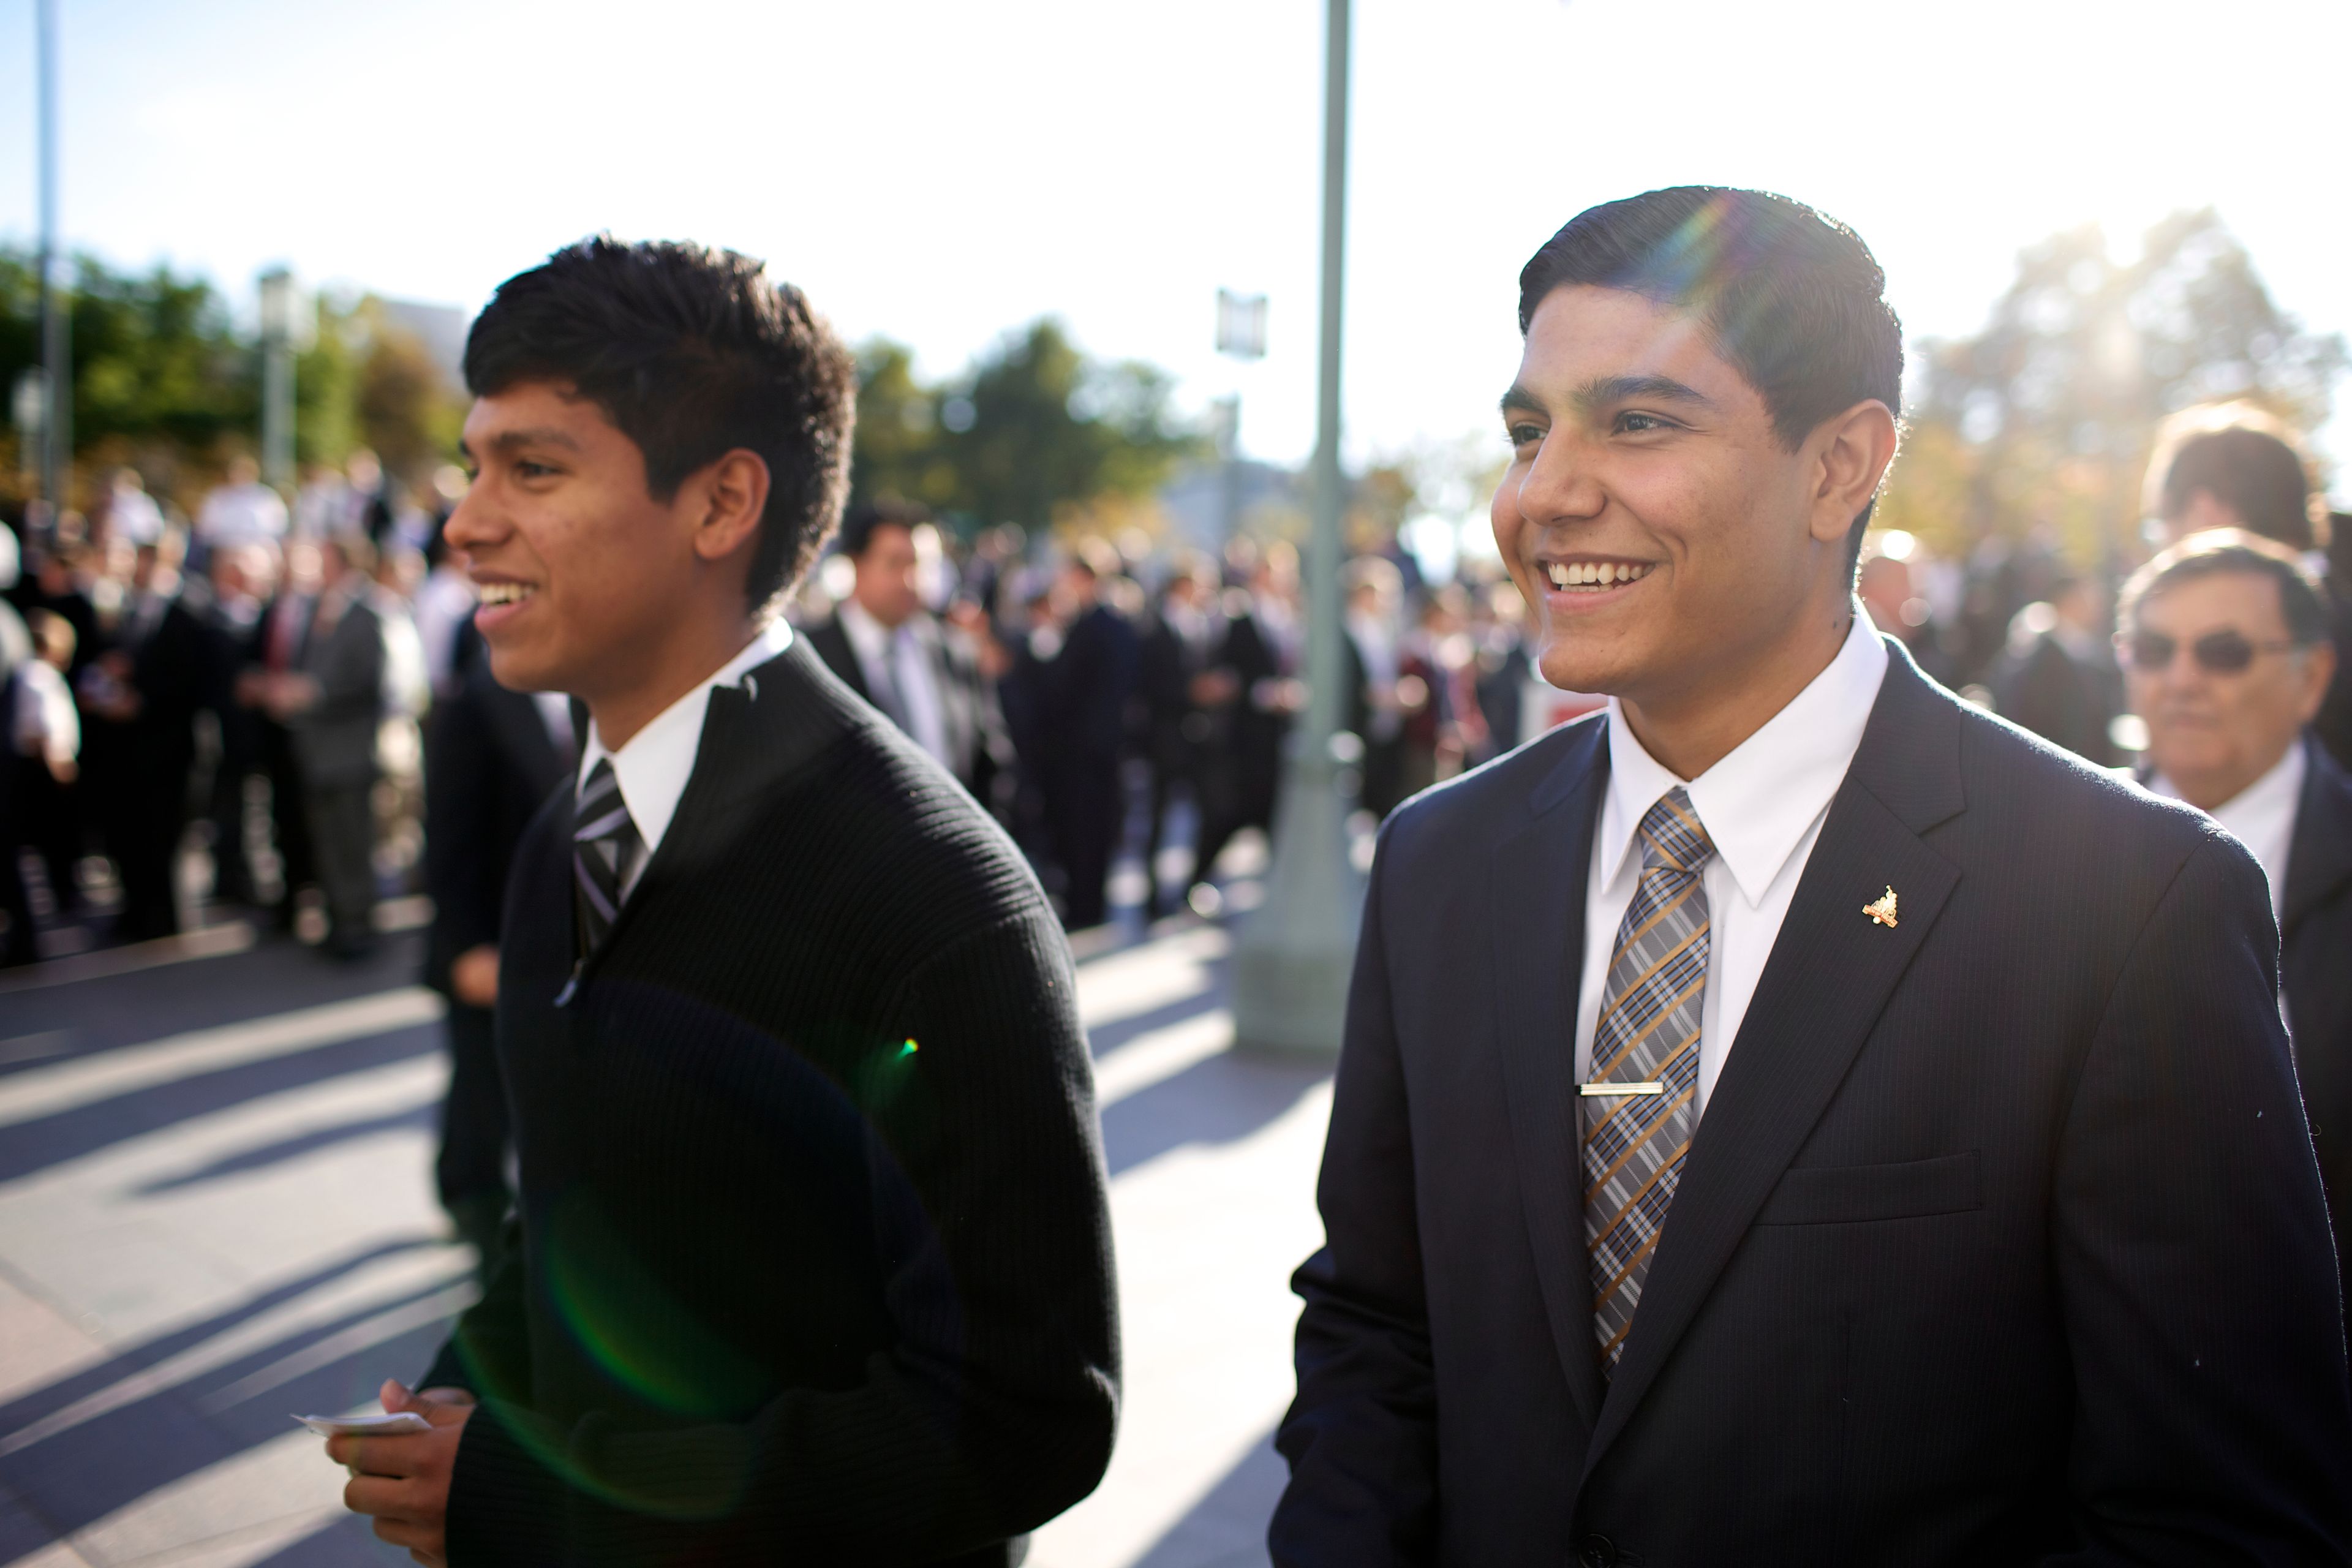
[1806,399,1901,548]
[684,450,772,568]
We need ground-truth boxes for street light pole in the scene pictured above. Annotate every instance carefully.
[35,0,69,521]
[1232,0,1363,1057]
[258,268,296,492]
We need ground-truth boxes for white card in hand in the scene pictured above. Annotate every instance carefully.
[295,1412,431,1436]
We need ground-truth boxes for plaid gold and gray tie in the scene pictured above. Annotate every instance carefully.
[1583,785,1714,1375]
[573,758,642,957]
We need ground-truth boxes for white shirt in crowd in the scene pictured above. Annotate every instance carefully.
[1574,615,1890,1118]
[577,617,795,899]
[411,564,480,699]
[2149,741,2305,923]
[12,660,79,767]
[837,598,951,768]
[195,481,289,549]
[105,481,165,546]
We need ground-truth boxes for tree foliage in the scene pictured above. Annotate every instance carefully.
[851,318,1202,535]
[1,246,464,511]
[1880,210,2345,563]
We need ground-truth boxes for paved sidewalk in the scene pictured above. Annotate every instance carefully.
[0,917,1330,1567]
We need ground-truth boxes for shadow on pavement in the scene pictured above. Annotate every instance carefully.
[0,1237,469,1546]
[1131,1430,1286,1568]
[132,1102,442,1197]
[0,1022,445,1186]
[1101,1045,1330,1179]
[0,932,428,1076]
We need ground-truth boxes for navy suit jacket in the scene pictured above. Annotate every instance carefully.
[2285,735,2352,1321]
[1273,641,2351,1567]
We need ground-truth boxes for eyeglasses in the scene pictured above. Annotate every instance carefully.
[2120,628,2305,674]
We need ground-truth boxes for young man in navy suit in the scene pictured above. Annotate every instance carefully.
[1273,187,2350,1566]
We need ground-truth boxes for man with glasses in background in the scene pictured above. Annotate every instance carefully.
[2122,527,2352,1317]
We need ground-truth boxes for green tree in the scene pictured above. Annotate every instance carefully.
[1884,210,2345,563]
[849,318,1202,534]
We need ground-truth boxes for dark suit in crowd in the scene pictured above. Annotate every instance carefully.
[249,591,317,921]
[289,586,385,955]
[85,590,208,941]
[1136,599,1216,914]
[420,639,1115,1563]
[1193,598,1289,886]
[1273,644,2350,1565]
[805,611,1009,813]
[1036,600,1139,930]
[2284,734,2352,1321]
[1994,624,2122,766]
[422,636,570,1270]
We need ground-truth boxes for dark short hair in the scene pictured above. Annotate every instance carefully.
[2118,528,2331,647]
[464,236,856,612]
[1517,187,1904,568]
[836,497,929,560]
[2147,405,2318,552]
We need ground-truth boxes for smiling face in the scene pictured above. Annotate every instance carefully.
[441,381,710,703]
[1493,286,1866,727]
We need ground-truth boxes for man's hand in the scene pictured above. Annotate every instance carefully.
[450,945,499,1008]
[325,1379,474,1566]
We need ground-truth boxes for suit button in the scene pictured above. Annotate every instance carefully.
[1578,1535,1617,1568]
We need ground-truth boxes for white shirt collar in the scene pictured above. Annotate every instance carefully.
[576,618,794,863]
[2149,738,2306,917]
[1599,615,1890,907]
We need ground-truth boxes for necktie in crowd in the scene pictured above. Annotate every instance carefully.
[573,758,642,957]
[1584,785,1713,1375]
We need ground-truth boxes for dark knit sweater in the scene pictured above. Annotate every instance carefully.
[418,639,1118,1564]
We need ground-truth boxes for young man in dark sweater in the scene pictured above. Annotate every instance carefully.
[324,238,1119,1565]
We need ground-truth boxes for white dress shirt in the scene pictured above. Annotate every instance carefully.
[1574,617,1889,1117]
[838,598,951,767]
[2149,741,2305,922]
[576,618,795,897]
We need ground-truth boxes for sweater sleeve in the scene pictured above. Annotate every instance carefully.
[444,907,1120,1564]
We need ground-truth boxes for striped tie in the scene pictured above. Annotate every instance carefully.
[573,758,642,957]
[1584,785,1714,1375]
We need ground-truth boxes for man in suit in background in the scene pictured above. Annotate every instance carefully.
[1035,540,1138,930]
[241,541,322,929]
[1992,572,2124,764]
[80,532,209,942]
[2122,528,2352,1324]
[806,499,1009,813]
[1273,186,2350,1566]
[421,622,571,1279]
[1137,556,1221,917]
[265,533,385,958]
[326,237,1115,1565]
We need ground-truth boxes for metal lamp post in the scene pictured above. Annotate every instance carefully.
[1232,0,1363,1057]
[258,268,298,492]
[34,0,68,522]
[1214,288,1268,541]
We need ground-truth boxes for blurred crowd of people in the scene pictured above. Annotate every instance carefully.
[6,400,2351,976]
[0,450,443,966]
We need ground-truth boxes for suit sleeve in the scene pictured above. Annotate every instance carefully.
[2048,834,2352,1565]
[422,688,504,969]
[442,908,1119,1565]
[1270,828,1438,1566]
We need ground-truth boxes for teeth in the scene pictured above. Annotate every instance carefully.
[1542,561,1651,593]
[478,582,535,605]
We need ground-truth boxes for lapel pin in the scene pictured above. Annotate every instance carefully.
[1863,886,1899,928]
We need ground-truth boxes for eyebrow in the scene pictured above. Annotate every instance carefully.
[462,427,584,461]
[1499,374,1720,418]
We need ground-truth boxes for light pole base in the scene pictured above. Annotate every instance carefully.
[1231,750,1366,1057]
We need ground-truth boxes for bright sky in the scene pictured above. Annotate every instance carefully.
[3,0,2348,509]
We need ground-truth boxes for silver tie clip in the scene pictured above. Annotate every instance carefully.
[1578,1082,1665,1097]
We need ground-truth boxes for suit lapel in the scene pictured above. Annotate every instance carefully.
[1580,647,1967,1477]
[1491,717,1610,1434]
[2283,737,2352,944]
